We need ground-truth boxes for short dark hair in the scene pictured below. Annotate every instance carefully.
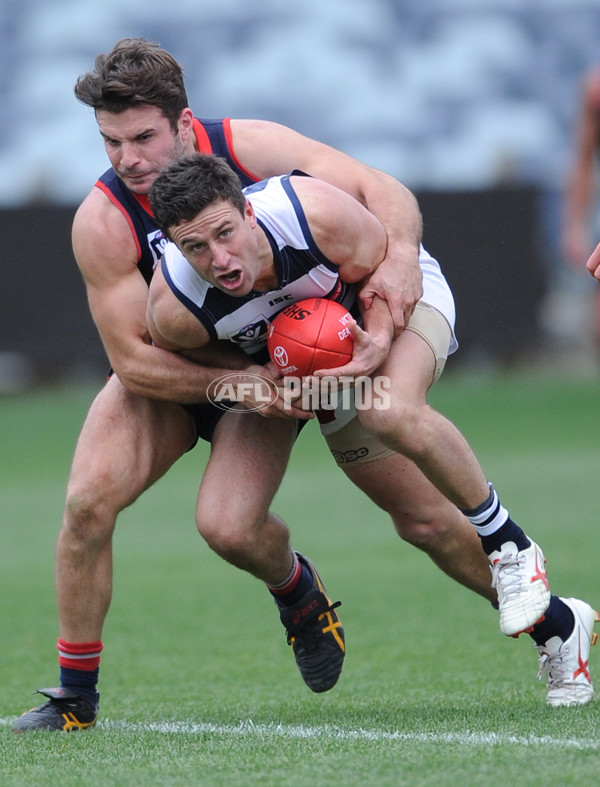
[74,37,189,130]
[149,154,246,237]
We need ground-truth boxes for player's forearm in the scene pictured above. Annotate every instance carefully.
[562,168,595,266]
[359,296,394,359]
[565,166,594,226]
[565,102,599,229]
[358,172,424,329]
[361,171,422,254]
[113,342,254,403]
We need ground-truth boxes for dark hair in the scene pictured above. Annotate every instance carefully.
[149,154,246,237]
[74,37,189,130]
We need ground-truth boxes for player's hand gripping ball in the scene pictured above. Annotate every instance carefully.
[267,298,354,376]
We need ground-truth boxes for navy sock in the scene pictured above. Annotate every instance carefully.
[479,516,531,555]
[59,667,100,709]
[462,485,530,555]
[529,596,575,646]
[269,561,314,608]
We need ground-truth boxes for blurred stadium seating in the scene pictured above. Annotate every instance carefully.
[1,0,600,204]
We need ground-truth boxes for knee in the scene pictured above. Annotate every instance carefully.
[394,513,443,551]
[196,507,254,567]
[62,485,116,552]
[391,503,461,553]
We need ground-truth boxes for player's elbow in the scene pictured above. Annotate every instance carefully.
[108,357,149,397]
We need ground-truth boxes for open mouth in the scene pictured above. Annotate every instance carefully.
[217,269,243,289]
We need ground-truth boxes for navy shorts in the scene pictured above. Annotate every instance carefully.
[182,401,226,446]
[182,401,308,450]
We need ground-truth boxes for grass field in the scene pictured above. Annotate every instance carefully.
[1,368,600,785]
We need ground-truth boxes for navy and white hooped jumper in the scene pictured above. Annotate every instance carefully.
[160,173,358,365]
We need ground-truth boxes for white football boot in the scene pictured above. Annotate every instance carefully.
[489,539,551,636]
[536,597,599,707]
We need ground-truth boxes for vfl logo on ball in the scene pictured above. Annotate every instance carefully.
[272,345,289,367]
[207,373,278,412]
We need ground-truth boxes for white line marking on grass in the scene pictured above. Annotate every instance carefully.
[2,717,598,750]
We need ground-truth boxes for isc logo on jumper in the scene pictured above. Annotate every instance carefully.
[207,373,278,412]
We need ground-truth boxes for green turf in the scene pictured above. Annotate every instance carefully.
[1,370,599,786]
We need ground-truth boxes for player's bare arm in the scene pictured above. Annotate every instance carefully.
[586,241,600,280]
[147,262,311,420]
[146,264,211,352]
[229,119,423,333]
[291,176,394,378]
[563,69,600,267]
[73,189,252,403]
[315,298,395,380]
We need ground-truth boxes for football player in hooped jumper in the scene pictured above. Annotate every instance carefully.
[147,153,598,708]
[14,37,510,732]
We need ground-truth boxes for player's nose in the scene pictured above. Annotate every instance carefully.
[120,142,141,167]
[211,245,230,270]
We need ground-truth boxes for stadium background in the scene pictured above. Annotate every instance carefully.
[2,0,600,387]
[3,4,600,778]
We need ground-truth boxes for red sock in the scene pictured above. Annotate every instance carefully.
[268,551,301,596]
[57,638,103,671]
[268,552,313,607]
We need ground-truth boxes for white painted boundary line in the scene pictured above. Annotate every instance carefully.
[2,717,598,749]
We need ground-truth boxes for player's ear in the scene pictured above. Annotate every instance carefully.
[244,199,257,226]
[177,108,194,141]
